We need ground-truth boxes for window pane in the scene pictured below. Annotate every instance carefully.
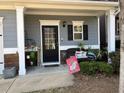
[74,33,82,40]
[44,28,56,50]
[74,26,82,32]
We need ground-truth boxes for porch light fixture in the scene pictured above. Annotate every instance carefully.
[62,21,66,27]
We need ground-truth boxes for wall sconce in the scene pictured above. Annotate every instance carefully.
[62,21,66,27]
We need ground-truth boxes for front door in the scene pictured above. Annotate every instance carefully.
[42,26,59,63]
[0,18,4,74]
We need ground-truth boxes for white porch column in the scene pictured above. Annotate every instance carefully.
[107,10,116,52]
[0,17,4,74]
[16,6,26,75]
[97,16,100,49]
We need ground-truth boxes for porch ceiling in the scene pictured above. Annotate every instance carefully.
[25,9,105,16]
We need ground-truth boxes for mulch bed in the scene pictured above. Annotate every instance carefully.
[27,73,119,93]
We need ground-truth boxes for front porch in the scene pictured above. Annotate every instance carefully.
[24,15,100,67]
[0,0,119,75]
[22,5,117,75]
[23,8,117,76]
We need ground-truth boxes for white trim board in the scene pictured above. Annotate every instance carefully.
[4,48,18,54]
[39,20,60,25]
[0,17,4,74]
[97,16,100,46]
[60,45,100,50]
[25,10,104,17]
[42,62,60,66]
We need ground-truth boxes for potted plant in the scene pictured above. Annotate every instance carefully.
[78,42,84,51]
[30,51,37,66]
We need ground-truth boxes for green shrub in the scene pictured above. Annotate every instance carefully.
[98,62,113,76]
[88,62,98,75]
[80,62,89,74]
[80,62,113,76]
[80,62,99,75]
[109,51,120,74]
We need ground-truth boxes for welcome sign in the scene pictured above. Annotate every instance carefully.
[66,56,80,74]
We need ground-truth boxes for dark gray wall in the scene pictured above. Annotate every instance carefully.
[24,15,98,47]
[0,10,17,48]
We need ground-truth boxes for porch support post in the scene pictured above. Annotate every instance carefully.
[0,17,4,74]
[16,6,26,75]
[107,10,115,52]
[97,16,100,49]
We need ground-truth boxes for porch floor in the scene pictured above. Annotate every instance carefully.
[26,64,68,75]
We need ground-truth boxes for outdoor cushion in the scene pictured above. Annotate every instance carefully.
[87,52,96,59]
[66,48,96,62]
[75,51,88,59]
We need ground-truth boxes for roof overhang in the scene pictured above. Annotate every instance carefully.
[0,0,119,16]
[0,0,119,10]
[25,9,105,16]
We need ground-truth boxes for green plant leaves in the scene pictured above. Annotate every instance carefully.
[80,62,113,76]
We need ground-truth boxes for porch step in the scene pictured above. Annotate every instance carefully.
[26,65,68,75]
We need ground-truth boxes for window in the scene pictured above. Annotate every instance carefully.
[67,24,88,41]
[73,21,84,40]
[73,25,83,40]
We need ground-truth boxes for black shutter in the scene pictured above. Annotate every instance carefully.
[83,25,88,40]
[68,25,73,40]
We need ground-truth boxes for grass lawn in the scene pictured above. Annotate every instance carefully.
[27,73,119,93]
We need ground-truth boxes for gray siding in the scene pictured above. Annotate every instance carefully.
[0,10,17,48]
[60,17,98,46]
[25,15,98,47]
[25,15,41,47]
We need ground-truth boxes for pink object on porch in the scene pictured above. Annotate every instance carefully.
[66,56,80,74]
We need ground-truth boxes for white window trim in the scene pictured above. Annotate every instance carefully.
[72,21,84,41]
[60,45,100,50]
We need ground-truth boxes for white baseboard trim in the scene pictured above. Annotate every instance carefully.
[3,45,100,54]
[42,62,60,66]
[60,45,100,50]
[4,48,18,54]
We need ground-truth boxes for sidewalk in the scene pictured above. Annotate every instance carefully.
[0,76,15,93]
[0,72,74,93]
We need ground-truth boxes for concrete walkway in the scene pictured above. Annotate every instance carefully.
[0,67,74,93]
[0,77,16,93]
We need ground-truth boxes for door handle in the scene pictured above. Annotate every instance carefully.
[0,35,2,36]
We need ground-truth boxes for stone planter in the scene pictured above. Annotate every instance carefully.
[3,67,17,79]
